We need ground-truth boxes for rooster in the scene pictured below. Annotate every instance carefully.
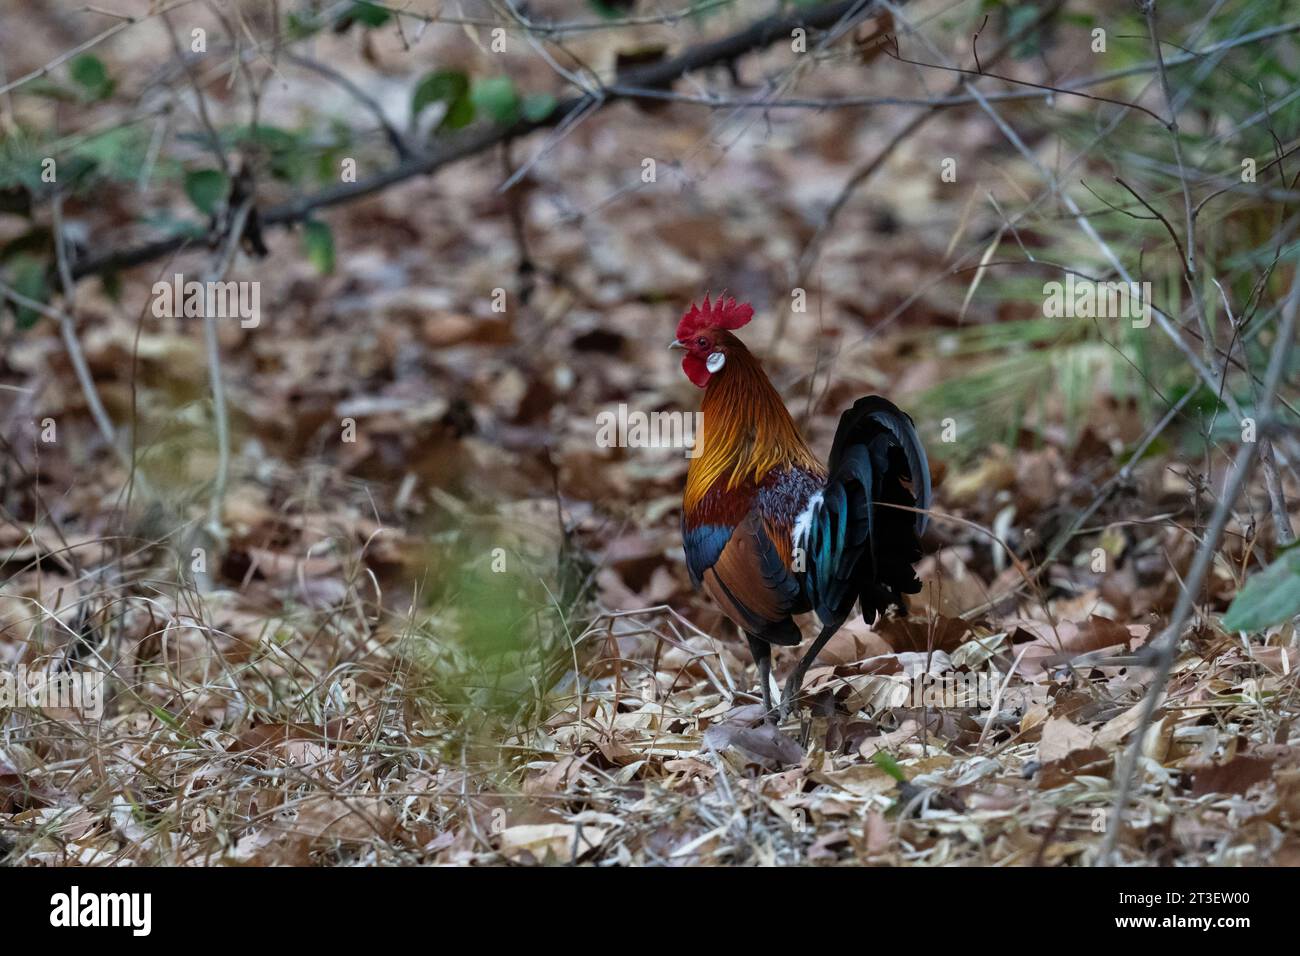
[673,295,931,720]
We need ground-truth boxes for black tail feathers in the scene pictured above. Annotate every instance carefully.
[807,396,931,628]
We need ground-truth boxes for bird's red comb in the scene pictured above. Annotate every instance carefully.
[676,294,754,341]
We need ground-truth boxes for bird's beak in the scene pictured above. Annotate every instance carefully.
[668,339,686,350]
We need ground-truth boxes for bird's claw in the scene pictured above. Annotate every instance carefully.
[778,676,803,722]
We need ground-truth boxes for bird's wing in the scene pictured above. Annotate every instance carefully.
[682,521,733,589]
[682,480,761,588]
[700,512,804,645]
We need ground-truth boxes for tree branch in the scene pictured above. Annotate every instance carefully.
[51,189,118,451]
[70,0,884,281]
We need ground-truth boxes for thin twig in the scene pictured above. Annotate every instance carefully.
[1098,272,1298,865]
[281,51,412,159]
[162,9,231,178]
[791,0,1066,293]
[50,190,118,450]
[201,199,253,539]
[1142,0,1293,550]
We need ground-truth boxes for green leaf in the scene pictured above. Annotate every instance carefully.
[233,124,299,154]
[225,124,311,182]
[471,76,520,125]
[1223,550,1300,632]
[5,255,49,330]
[302,219,335,275]
[71,126,148,184]
[346,1,391,27]
[69,54,114,100]
[871,749,907,783]
[411,70,474,130]
[101,271,123,303]
[444,96,476,130]
[521,92,558,123]
[184,168,228,216]
[151,704,182,729]
[285,10,323,40]
[586,0,636,18]
[1006,4,1044,60]
[412,71,466,115]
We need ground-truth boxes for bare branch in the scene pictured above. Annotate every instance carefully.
[50,190,118,451]
[1099,271,1298,864]
[282,51,412,159]
[70,0,886,281]
[0,0,197,97]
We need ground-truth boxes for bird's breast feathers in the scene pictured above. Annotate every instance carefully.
[682,466,823,587]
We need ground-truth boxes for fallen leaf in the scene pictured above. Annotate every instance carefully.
[497,823,606,862]
[1038,715,1095,762]
[1190,755,1275,797]
[703,721,804,767]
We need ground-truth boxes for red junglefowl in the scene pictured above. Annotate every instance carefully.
[673,295,931,720]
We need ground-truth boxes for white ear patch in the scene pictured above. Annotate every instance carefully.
[706,352,726,373]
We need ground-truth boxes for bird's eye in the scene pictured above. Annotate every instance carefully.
[696,337,708,347]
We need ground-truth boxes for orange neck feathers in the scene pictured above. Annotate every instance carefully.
[683,334,822,513]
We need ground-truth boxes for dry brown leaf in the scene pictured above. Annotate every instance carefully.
[703,722,804,767]
[497,823,606,862]
[1094,696,1161,750]
[876,614,971,655]
[1190,755,1276,797]
[1038,716,1095,763]
[1037,747,1113,790]
[858,719,923,759]
[1013,615,1134,678]
[944,452,1016,505]
[818,616,896,667]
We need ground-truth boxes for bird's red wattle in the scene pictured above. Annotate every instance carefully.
[682,353,711,388]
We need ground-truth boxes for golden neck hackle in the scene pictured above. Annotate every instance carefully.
[683,336,821,513]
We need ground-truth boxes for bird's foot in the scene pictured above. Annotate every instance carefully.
[778,674,803,722]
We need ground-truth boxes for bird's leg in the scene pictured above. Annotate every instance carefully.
[780,624,837,720]
[745,634,775,722]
